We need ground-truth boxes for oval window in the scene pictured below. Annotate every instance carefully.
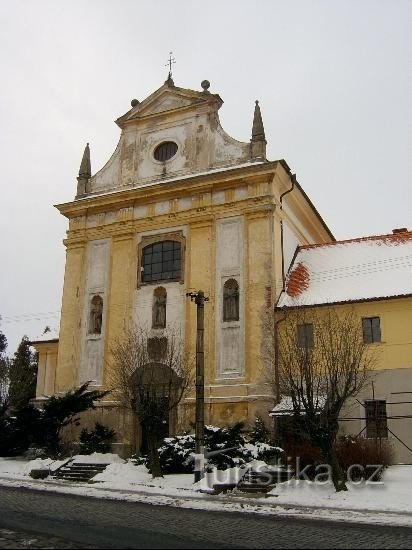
[154,141,178,162]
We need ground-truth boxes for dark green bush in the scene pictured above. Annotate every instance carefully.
[137,423,283,474]
[79,422,116,455]
[0,405,41,457]
[0,382,109,458]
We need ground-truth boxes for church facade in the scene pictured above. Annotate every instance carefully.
[32,76,334,455]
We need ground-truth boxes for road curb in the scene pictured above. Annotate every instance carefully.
[0,475,411,526]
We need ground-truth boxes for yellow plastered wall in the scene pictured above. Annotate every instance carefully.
[34,341,58,397]
[278,297,412,372]
[56,243,86,391]
[244,211,273,384]
[103,233,135,386]
[187,220,215,381]
[348,297,412,370]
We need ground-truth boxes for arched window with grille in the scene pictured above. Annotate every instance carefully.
[141,240,181,283]
[152,287,167,329]
[223,279,239,322]
[89,295,103,334]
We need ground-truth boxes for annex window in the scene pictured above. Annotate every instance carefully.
[365,400,388,438]
[152,287,167,329]
[153,141,178,162]
[141,240,181,283]
[297,323,314,349]
[223,279,239,322]
[362,317,381,344]
[89,295,103,335]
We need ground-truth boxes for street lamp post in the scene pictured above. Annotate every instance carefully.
[186,290,208,482]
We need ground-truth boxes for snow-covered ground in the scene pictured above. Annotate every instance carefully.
[0,457,411,527]
[270,466,412,514]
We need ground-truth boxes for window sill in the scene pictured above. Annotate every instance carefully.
[87,334,102,341]
[138,279,183,288]
[222,320,241,328]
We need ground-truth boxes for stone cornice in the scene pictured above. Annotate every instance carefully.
[55,161,280,219]
[63,196,276,245]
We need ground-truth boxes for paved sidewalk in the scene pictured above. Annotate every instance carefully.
[1,474,412,528]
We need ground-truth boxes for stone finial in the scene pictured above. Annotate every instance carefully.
[250,100,267,160]
[76,143,91,198]
[131,99,139,107]
[79,143,91,179]
[251,100,266,142]
[201,80,210,93]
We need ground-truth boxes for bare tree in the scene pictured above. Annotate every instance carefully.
[268,306,378,492]
[109,326,193,477]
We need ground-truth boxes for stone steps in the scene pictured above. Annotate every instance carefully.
[52,462,109,483]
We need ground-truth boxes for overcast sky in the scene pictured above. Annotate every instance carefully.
[0,0,411,354]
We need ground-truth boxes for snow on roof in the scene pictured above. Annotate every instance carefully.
[270,396,326,416]
[269,397,296,417]
[279,231,412,307]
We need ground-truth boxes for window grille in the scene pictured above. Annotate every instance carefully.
[223,279,239,322]
[153,141,178,162]
[142,240,181,283]
[365,400,388,438]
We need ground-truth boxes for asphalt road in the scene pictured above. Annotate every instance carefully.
[0,485,411,549]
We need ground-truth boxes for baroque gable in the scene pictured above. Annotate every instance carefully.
[77,80,254,198]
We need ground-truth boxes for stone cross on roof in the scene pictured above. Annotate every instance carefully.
[165,51,176,80]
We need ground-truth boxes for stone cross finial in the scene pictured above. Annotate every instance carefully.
[165,51,176,83]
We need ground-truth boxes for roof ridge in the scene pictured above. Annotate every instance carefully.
[299,231,412,250]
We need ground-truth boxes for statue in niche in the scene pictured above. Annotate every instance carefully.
[223,279,239,322]
[89,295,103,334]
[152,287,167,329]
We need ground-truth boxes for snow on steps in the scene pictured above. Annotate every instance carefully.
[51,454,124,483]
[52,460,110,483]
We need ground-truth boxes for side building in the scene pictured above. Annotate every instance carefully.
[274,230,412,464]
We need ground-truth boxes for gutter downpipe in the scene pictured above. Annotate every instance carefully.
[273,173,295,432]
[280,172,296,292]
[273,306,287,445]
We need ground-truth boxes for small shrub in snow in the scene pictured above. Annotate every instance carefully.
[335,435,393,481]
[249,416,270,444]
[79,423,116,455]
[283,439,323,479]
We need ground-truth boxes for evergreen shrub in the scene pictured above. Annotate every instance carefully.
[136,422,283,474]
[79,422,116,455]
